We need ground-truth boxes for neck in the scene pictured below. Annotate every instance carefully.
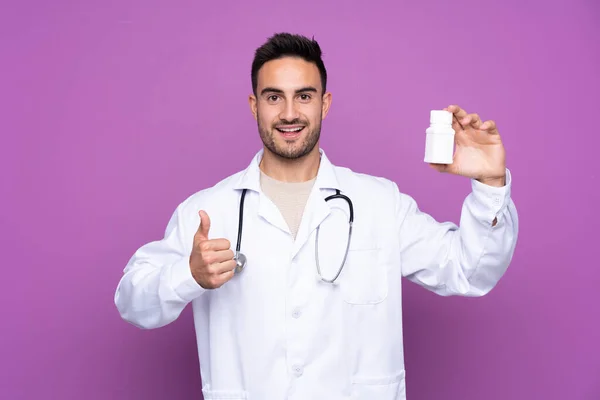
[259,146,321,182]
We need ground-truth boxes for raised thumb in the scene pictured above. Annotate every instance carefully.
[197,210,211,240]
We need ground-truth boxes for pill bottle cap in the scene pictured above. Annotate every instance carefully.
[430,110,452,125]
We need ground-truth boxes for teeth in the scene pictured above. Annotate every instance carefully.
[279,127,303,133]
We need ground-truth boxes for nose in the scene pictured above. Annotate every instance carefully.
[279,99,300,122]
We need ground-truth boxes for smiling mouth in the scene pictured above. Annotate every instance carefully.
[276,126,304,133]
[275,125,305,138]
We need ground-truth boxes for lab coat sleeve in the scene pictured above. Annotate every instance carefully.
[114,202,206,329]
[396,169,518,296]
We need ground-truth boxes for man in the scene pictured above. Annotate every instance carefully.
[115,32,518,399]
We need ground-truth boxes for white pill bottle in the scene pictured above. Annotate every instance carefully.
[424,110,455,164]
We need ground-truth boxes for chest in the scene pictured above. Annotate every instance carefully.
[205,189,397,310]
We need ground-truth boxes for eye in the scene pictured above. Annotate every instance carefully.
[298,94,312,102]
[267,95,280,103]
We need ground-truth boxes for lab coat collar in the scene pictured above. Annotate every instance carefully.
[233,148,341,256]
[232,148,341,193]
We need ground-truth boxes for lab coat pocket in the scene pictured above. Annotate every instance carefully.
[340,247,388,305]
[201,389,248,400]
[351,370,406,400]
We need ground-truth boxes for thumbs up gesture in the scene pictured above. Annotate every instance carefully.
[189,210,236,289]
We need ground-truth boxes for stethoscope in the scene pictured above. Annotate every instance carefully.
[232,188,354,283]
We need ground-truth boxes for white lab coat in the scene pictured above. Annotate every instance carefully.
[115,148,518,400]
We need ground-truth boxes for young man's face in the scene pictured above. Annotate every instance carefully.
[249,56,332,160]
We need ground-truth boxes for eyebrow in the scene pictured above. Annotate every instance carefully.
[260,86,318,96]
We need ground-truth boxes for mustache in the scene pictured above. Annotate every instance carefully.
[273,119,308,126]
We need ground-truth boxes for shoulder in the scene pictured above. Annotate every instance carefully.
[334,164,400,198]
[174,170,243,216]
[332,163,419,220]
[333,165,403,227]
[159,170,244,241]
[330,164,407,242]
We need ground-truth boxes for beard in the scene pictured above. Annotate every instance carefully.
[257,112,321,160]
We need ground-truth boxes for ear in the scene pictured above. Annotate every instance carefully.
[248,94,258,120]
[321,91,332,120]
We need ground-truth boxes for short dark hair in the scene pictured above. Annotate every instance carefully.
[251,32,327,95]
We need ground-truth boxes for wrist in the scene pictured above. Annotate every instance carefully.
[478,175,506,187]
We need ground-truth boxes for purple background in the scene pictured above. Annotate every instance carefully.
[1,0,598,399]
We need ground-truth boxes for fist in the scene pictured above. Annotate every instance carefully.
[189,210,236,289]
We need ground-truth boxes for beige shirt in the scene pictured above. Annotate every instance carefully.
[259,170,316,239]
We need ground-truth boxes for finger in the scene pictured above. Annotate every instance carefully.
[214,269,235,285]
[204,268,235,289]
[446,105,467,132]
[210,259,238,275]
[211,249,235,264]
[460,113,482,129]
[429,162,462,178]
[199,238,231,252]
[196,210,211,241]
[480,119,499,134]
[429,163,450,173]
[447,105,468,120]
[200,248,234,266]
[451,117,464,133]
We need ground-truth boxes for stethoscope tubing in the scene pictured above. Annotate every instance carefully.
[234,188,353,283]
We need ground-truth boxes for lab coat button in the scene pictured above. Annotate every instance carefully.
[292,365,303,376]
[292,308,301,318]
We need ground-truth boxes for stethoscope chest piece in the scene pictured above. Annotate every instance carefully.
[234,251,246,273]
